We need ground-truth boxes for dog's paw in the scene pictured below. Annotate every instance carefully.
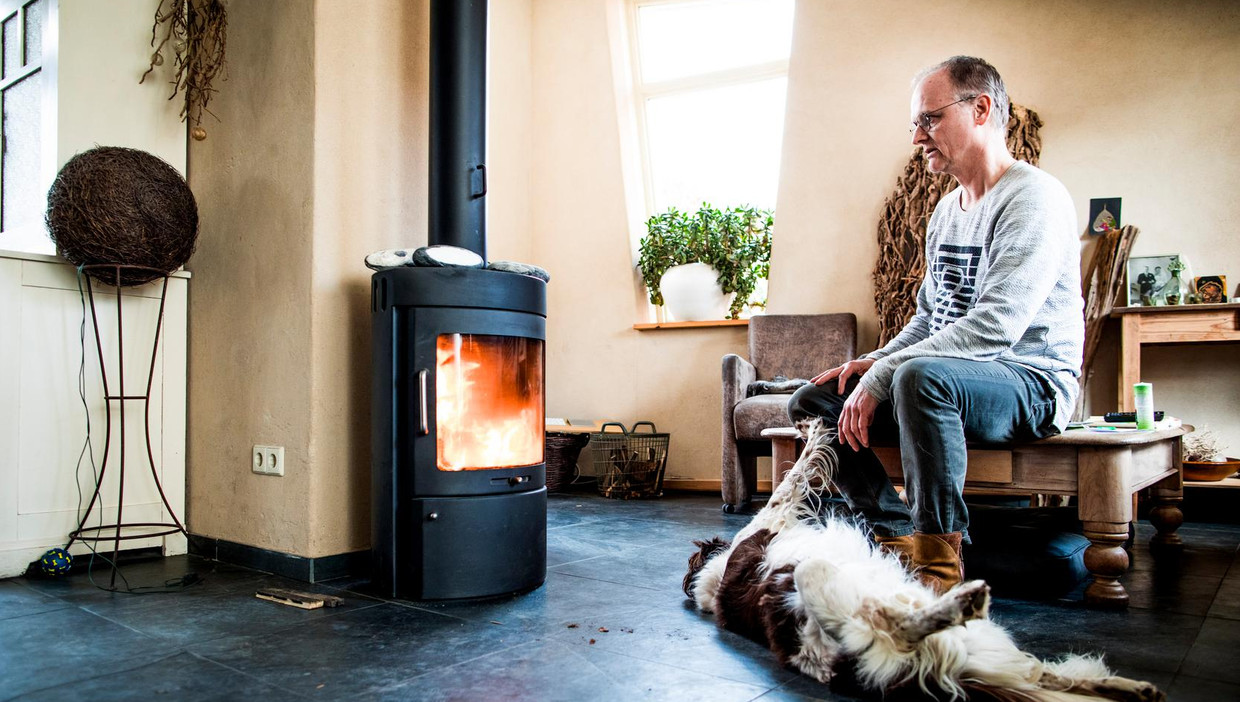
[1086,678,1165,702]
[947,579,990,622]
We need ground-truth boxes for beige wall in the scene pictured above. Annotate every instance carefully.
[186,0,317,556]
[187,0,1240,559]
[188,0,535,558]
[771,0,1240,456]
[530,0,749,487]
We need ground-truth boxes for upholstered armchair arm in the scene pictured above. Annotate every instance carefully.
[722,354,758,509]
[722,353,757,413]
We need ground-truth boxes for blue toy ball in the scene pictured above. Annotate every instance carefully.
[39,548,73,577]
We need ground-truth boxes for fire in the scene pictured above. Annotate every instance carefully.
[436,334,545,471]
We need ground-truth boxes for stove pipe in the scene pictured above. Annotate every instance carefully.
[429,0,488,264]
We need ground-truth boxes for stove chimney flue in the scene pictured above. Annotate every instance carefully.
[429,0,488,263]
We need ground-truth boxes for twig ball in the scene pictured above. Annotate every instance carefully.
[45,146,198,287]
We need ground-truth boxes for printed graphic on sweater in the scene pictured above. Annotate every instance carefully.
[930,244,982,332]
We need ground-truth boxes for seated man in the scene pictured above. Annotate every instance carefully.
[789,56,1084,594]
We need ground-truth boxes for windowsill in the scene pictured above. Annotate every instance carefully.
[633,319,749,331]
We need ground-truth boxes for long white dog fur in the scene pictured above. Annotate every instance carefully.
[685,418,1163,701]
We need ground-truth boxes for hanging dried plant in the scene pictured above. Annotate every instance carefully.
[139,0,228,141]
[872,104,1043,346]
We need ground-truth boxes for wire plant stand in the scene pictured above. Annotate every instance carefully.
[66,264,188,589]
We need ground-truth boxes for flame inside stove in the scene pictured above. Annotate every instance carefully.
[436,333,545,471]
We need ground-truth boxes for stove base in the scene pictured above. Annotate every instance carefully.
[384,488,547,600]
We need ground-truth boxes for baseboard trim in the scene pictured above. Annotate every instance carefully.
[663,479,773,493]
[189,534,367,583]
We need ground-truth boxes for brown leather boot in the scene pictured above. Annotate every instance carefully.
[874,534,916,570]
[911,532,964,595]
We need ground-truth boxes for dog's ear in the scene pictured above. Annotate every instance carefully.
[683,537,731,597]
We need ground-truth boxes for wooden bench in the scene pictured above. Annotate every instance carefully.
[760,425,1189,608]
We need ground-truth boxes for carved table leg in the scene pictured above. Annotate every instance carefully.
[1078,446,1134,607]
[1149,459,1185,548]
[1082,521,1131,607]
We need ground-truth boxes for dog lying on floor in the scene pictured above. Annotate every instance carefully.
[683,419,1163,701]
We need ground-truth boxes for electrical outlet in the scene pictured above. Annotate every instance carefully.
[252,445,285,476]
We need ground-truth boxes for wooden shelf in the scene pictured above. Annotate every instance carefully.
[1112,302,1240,315]
[1184,477,1240,489]
[633,319,749,331]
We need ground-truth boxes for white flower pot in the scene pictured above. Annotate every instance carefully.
[659,263,734,322]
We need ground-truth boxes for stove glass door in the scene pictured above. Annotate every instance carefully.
[435,333,545,471]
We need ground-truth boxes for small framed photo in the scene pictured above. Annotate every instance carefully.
[1127,254,1184,306]
[1194,275,1228,304]
[1088,197,1121,235]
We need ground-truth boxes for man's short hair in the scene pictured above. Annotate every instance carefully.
[916,56,1011,131]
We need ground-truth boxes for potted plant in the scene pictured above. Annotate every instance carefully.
[638,204,773,321]
[1182,426,1240,482]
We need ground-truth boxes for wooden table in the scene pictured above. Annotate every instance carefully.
[761,425,1189,608]
[1114,303,1240,410]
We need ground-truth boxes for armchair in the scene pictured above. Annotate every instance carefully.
[721,313,856,511]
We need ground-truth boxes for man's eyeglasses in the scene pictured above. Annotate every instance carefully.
[909,95,978,134]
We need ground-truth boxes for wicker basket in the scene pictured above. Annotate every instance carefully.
[590,422,669,499]
[545,432,591,493]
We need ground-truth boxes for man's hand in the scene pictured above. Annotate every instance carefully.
[810,358,876,394]
[838,386,879,451]
[809,358,878,451]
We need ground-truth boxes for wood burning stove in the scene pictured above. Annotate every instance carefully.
[371,0,547,600]
[371,267,546,600]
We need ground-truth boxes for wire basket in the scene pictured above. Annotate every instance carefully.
[590,422,669,499]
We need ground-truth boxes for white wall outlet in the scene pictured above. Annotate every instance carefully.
[252,445,285,476]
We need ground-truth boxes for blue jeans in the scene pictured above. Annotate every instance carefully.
[787,357,1059,540]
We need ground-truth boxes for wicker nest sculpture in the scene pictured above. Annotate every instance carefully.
[46,146,198,287]
[872,104,1043,346]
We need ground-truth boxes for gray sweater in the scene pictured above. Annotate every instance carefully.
[859,161,1084,431]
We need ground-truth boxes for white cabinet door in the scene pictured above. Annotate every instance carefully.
[0,253,188,578]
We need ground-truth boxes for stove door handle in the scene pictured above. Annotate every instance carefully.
[418,368,429,435]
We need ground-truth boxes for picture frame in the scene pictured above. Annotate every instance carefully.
[1193,275,1228,304]
[1126,254,1185,307]
[1088,197,1121,235]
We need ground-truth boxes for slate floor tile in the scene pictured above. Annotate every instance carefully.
[1121,568,1224,617]
[398,570,672,638]
[380,638,770,702]
[988,599,1203,676]
[1,493,1238,701]
[1167,673,1240,701]
[11,651,306,702]
[187,603,538,698]
[1206,571,1240,620]
[549,537,702,593]
[1178,616,1240,684]
[0,606,166,699]
[0,580,70,621]
[81,577,383,647]
[543,597,798,689]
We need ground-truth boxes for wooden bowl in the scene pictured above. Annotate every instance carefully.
[1183,459,1240,482]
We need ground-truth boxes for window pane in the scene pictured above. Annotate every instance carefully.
[436,334,545,471]
[2,72,43,234]
[637,0,794,84]
[2,13,17,80]
[645,77,786,213]
[24,0,46,67]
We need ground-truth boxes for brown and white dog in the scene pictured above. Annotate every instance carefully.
[683,419,1163,701]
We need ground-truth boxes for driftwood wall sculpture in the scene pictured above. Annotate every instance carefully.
[872,105,1044,346]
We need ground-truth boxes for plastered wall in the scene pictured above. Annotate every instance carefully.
[186,0,1240,559]
[770,0,1240,456]
[187,0,535,558]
